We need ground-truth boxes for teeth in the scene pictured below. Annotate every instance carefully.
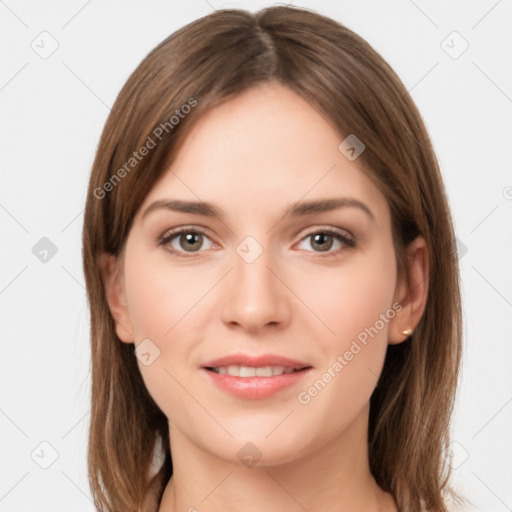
[213,365,298,377]
[256,367,272,377]
[227,365,240,376]
[239,366,256,377]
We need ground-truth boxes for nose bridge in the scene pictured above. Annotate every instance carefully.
[221,234,288,329]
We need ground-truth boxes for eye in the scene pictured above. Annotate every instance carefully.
[159,226,356,258]
[159,227,216,257]
[296,228,356,256]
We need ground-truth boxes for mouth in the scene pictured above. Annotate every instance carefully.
[205,365,308,377]
[201,354,312,399]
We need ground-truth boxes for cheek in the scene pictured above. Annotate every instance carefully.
[295,244,397,404]
[304,245,397,351]
[121,245,218,408]
[123,250,206,341]
[122,251,201,420]
[293,288,395,440]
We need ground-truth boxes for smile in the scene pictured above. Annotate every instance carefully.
[207,365,302,377]
[201,354,312,399]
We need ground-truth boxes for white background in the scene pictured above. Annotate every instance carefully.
[1,0,511,511]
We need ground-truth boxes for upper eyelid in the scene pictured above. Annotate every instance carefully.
[299,225,353,239]
[160,225,212,242]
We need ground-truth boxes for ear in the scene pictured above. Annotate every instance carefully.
[99,253,134,343]
[388,235,429,345]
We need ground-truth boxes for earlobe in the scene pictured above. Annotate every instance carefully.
[388,236,429,345]
[99,253,134,343]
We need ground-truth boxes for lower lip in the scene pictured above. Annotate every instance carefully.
[202,368,311,399]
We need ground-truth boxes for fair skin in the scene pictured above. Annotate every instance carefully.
[102,82,428,512]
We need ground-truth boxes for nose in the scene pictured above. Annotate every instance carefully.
[221,242,290,334]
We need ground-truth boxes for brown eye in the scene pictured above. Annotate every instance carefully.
[178,232,204,252]
[297,228,356,256]
[309,232,334,252]
[160,227,215,257]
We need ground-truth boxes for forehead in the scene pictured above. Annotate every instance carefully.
[139,83,389,224]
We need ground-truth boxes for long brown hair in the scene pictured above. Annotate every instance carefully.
[82,5,463,511]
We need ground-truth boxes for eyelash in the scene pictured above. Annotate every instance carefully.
[158,225,356,259]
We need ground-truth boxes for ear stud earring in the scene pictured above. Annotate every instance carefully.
[401,328,413,337]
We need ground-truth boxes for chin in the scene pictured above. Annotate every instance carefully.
[207,428,317,468]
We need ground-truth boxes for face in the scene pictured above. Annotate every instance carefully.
[104,82,427,467]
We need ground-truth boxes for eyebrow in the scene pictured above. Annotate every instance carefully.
[141,197,375,223]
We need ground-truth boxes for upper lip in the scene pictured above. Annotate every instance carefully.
[202,354,311,370]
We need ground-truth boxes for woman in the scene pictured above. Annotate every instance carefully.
[83,5,464,511]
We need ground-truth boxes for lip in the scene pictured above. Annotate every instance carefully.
[201,353,312,400]
[202,354,310,369]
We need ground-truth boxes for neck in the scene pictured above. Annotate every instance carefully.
[158,403,396,512]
